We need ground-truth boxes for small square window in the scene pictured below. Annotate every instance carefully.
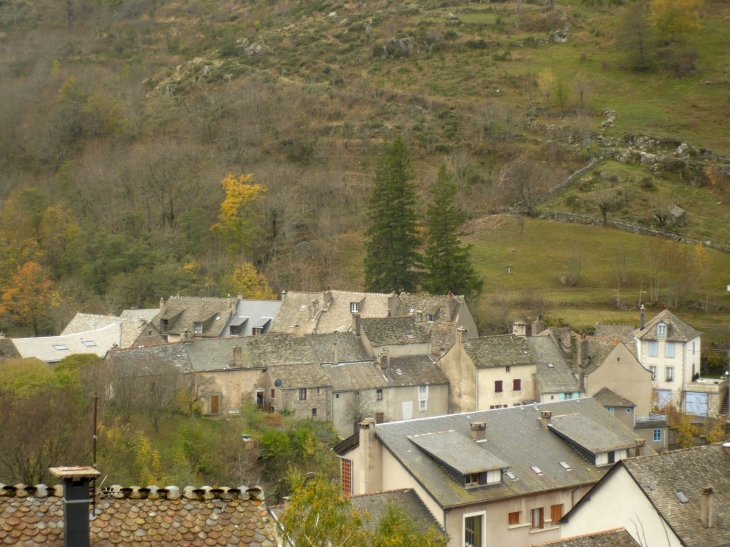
[316,387,322,394]
[335,393,340,398]
[82,341,96,347]
[299,388,307,401]
[377,389,383,400]
[53,345,69,351]
[508,512,520,526]
[426,314,434,323]
[559,461,572,471]
[312,408,317,417]
[350,302,359,313]
[419,399,427,411]
[530,466,543,475]
[550,504,563,523]
[418,385,428,399]
[465,473,480,486]
[252,327,263,336]
[657,324,666,338]
[627,408,632,414]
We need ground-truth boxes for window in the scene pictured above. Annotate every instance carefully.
[465,473,481,487]
[252,327,263,336]
[513,379,521,391]
[627,408,632,414]
[427,314,434,323]
[271,388,275,399]
[161,319,168,333]
[508,512,520,526]
[530,466,543,475]
[666,367,674,382]
[341,459,352,495]
[53,345,69,351]
[650,366,657,380]
[608,451,616,464]
[559,461,572,471]
[230,325,239,335]
[82,340,96,347]
[418,385,428,399]
[495,381,503,393]
[657,323,667,338]
[606,407,615,414]
[649,341,658,357]
[464,514,483,547]
[299,388,307,401]
[419,399,427,411]
[376,389,383,400]
[665,342,675,358]
[210,395,220,415]
[653,429,662,442]
[316,387,322,394]
[194,322,203,334]
[550,504,563,523]
[350,302,359,313]
[530,508,544,530]
[311,408,317,417]
[148,330,152,335]
[375,412,384,423]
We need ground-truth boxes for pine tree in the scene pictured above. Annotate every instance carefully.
[422,165,483,298]
[364,136,422,293]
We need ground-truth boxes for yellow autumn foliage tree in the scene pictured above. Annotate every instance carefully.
[227,262,276,300]
[0,262,59,336]
[651,0,703,41]
[212,174,267,257]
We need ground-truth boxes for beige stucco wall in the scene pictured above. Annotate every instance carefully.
[197,368,267,415]
[439,344,476,413]
[640,335,701,408]
[587,343,652,417]
[454,305,479,340]
[561,466,681,546]
[606,406,635,429]
[636,426,668,452]
[476,365,536,410]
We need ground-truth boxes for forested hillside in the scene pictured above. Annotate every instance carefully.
[1,0,729,336]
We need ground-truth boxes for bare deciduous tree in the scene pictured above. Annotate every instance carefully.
[498,157,552,217]
[566,253,583,286]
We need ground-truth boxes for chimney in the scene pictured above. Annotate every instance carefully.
[332,341,339,364]
[281,290,287,300]
[540,410,552,428]
[577,365,585,391]
[387,292,396,316]
[324,289,333,308]
[415,310,423,323]
[0,331,4,339]
[352,312,361,338]
[577,333,589,367]
[50,466,100,547]
[227,293,232,310]
[640,305,645,330]
[237,293,243,301]
[635,438,645,457]
[382,346,390,370]
[512,321,527,336]
[358,418,381,493]
[182,330,192,343]
[532,315,544,336]
[232,346,242,367]
[160,297,165,312]
[469,422,487,441]
[456,327,467,346]
[701,486,715,529]
[724,442,730,456]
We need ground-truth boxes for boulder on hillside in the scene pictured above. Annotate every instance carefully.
[668,204,687,227]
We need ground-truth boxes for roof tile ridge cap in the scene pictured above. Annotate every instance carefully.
[348,488,413,498]
[0,484,53,498]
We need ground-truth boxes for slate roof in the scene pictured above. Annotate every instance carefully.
[636,309,702,342]
[62,313,150,348]
[315,290,395,334]
[349,489,445,537]
[634,414,668,429]
[528,336,581,394]
[360,316,430,346]
[268,291,323,334]
[268,363,331,388]
[120,308,160,322]
[408,430,509,474]
[548,413,638,454]
[372,398,644,508]
[397,292,463,323]
[0,483,277,547]
[222,300,281,337]
[526,528,639,547]
[13,323,122,363]
[463,335,535,369]
[154,296,235,337]
[593,388,636,408]
[593,324,637,349]
[0,337,20,359]
[579,338,620,374]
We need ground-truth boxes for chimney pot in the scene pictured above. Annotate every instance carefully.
[382,347,390,369]
[513,321,527,336]
[540,410,553,428]
[701,485,715,529]
[456,327,467,346]
[469,422,487,441]
[281,290,287,300]
[160,297,165,312]
[635,438,645,457]
[532,317,545,336]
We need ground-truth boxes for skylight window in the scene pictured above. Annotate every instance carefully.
[82,341,97,347]
[530,466,543,475]
[547,363,554,368]
[505,472,517,480]
[53,345,69,351]
[300,305,307,310]
[559,462,572,471]
[675,492,689,504]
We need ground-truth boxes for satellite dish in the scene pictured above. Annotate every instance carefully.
[274,379,282,387]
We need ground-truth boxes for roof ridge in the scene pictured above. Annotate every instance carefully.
[349,488,413,499]
[0,484,265,501]
[528,528,629,546]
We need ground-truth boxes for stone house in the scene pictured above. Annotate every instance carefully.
[62,312,164,348]
[634,414,669,453]
[335,398,648,547]
[357,315,431,359]
[560,443,730,546]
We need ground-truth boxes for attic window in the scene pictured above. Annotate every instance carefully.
[675,492,689,504]
[406,334,415,339]
[559,462,572,471]
[161,319,168,333]
[350,302,359,313]
[82,341,97,347]
[53,345,69,351]
[194,322,203,334]
[505,471,517,480]
[427,314,434,323]
[530,466,543,476]
[465,473,481,487]
[657,324,667,338]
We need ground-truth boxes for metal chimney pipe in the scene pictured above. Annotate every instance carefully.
[50,466,100,547]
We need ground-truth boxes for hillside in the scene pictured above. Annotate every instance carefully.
[0,0,729,335]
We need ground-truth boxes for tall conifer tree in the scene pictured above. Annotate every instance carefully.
[364,137,421,293]
[422,165,483,298]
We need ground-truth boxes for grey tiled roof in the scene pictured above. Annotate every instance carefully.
[397,292,464,322]
[636,309,702,342]
[326,356,448,392]
[13,323,122,363]
[315,290,394,334]
[268,363,331,389]
[62,313,149,348]
[463,335,534,368]
[634,414,668,429]
[548,413,638,454]
[120,308,160,322]
[408,430,509,474]
[269,291,323,334]
[108,342,193,372]
[360,316,430,346]
[222,300,281,336]
[623,444,730,547]
[593,324,637,349]
[593,388,636,408]
[154,296,234,337]
[528,336,581,394]
[526,528,639,547]
[374,398,643,508]
[350,489,445,537]
[581,338,620,374]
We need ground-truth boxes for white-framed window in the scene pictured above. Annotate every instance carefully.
[530,508,544,530]
[653,429,662,442]
[657,323,666,338]
[427,314,434,323]
[665,342,675,358]
[648,341,658,357]
[350,302,359,313]
[419,399,427,411]
[486,470,502,484]
[418,385,428,399]
[194,322,203,334]
[650,366,657,380]
[666,367,674,382]
[463,511,485,547]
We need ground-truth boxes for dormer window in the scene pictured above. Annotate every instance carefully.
[657,323,666,338]
[194,322,203,334]
[427,314,434,323]
[465,473,481,487]
[161,319,168,333]
[350,302,359,313]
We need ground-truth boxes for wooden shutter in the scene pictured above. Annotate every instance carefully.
[551,504,563,523]
[210,395,220,414]
[513,379,521,391]
[508,512,520,525]
[495,380,503,393]
[341,459,352,495]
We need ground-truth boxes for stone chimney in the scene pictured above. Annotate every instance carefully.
[331,341,339,364]
[232,346,243,367]
[0,331,6,339]
[237,293,243,301]
[415,310,423,323]
[701,486,715,529]
[352,312,361,338]
[456,327,467,346]
[358,418,382,493]
[281,290,287,300]
[512,321,527,336]
[635,438,645,457]
[382,346,390,370]
[387,292,397,316]
[323,289,334,308]
[640,305,645,330]
[469,422,487,441]
[312,299,320,315]
[160,297,165,312]
[227,293,232,311]
[577,333,589,367]
[445,291,456,321]
[532,315,545,336]
[50,466,100,547]
[182,330,192,343]
[540,410,552,428]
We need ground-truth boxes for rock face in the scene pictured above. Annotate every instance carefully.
[552,29,569,43]
[669,204,687,227]
[601,109,617,128]
[241,38,264,56]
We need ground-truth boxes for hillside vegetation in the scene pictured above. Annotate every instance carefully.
[1,0,729,336]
